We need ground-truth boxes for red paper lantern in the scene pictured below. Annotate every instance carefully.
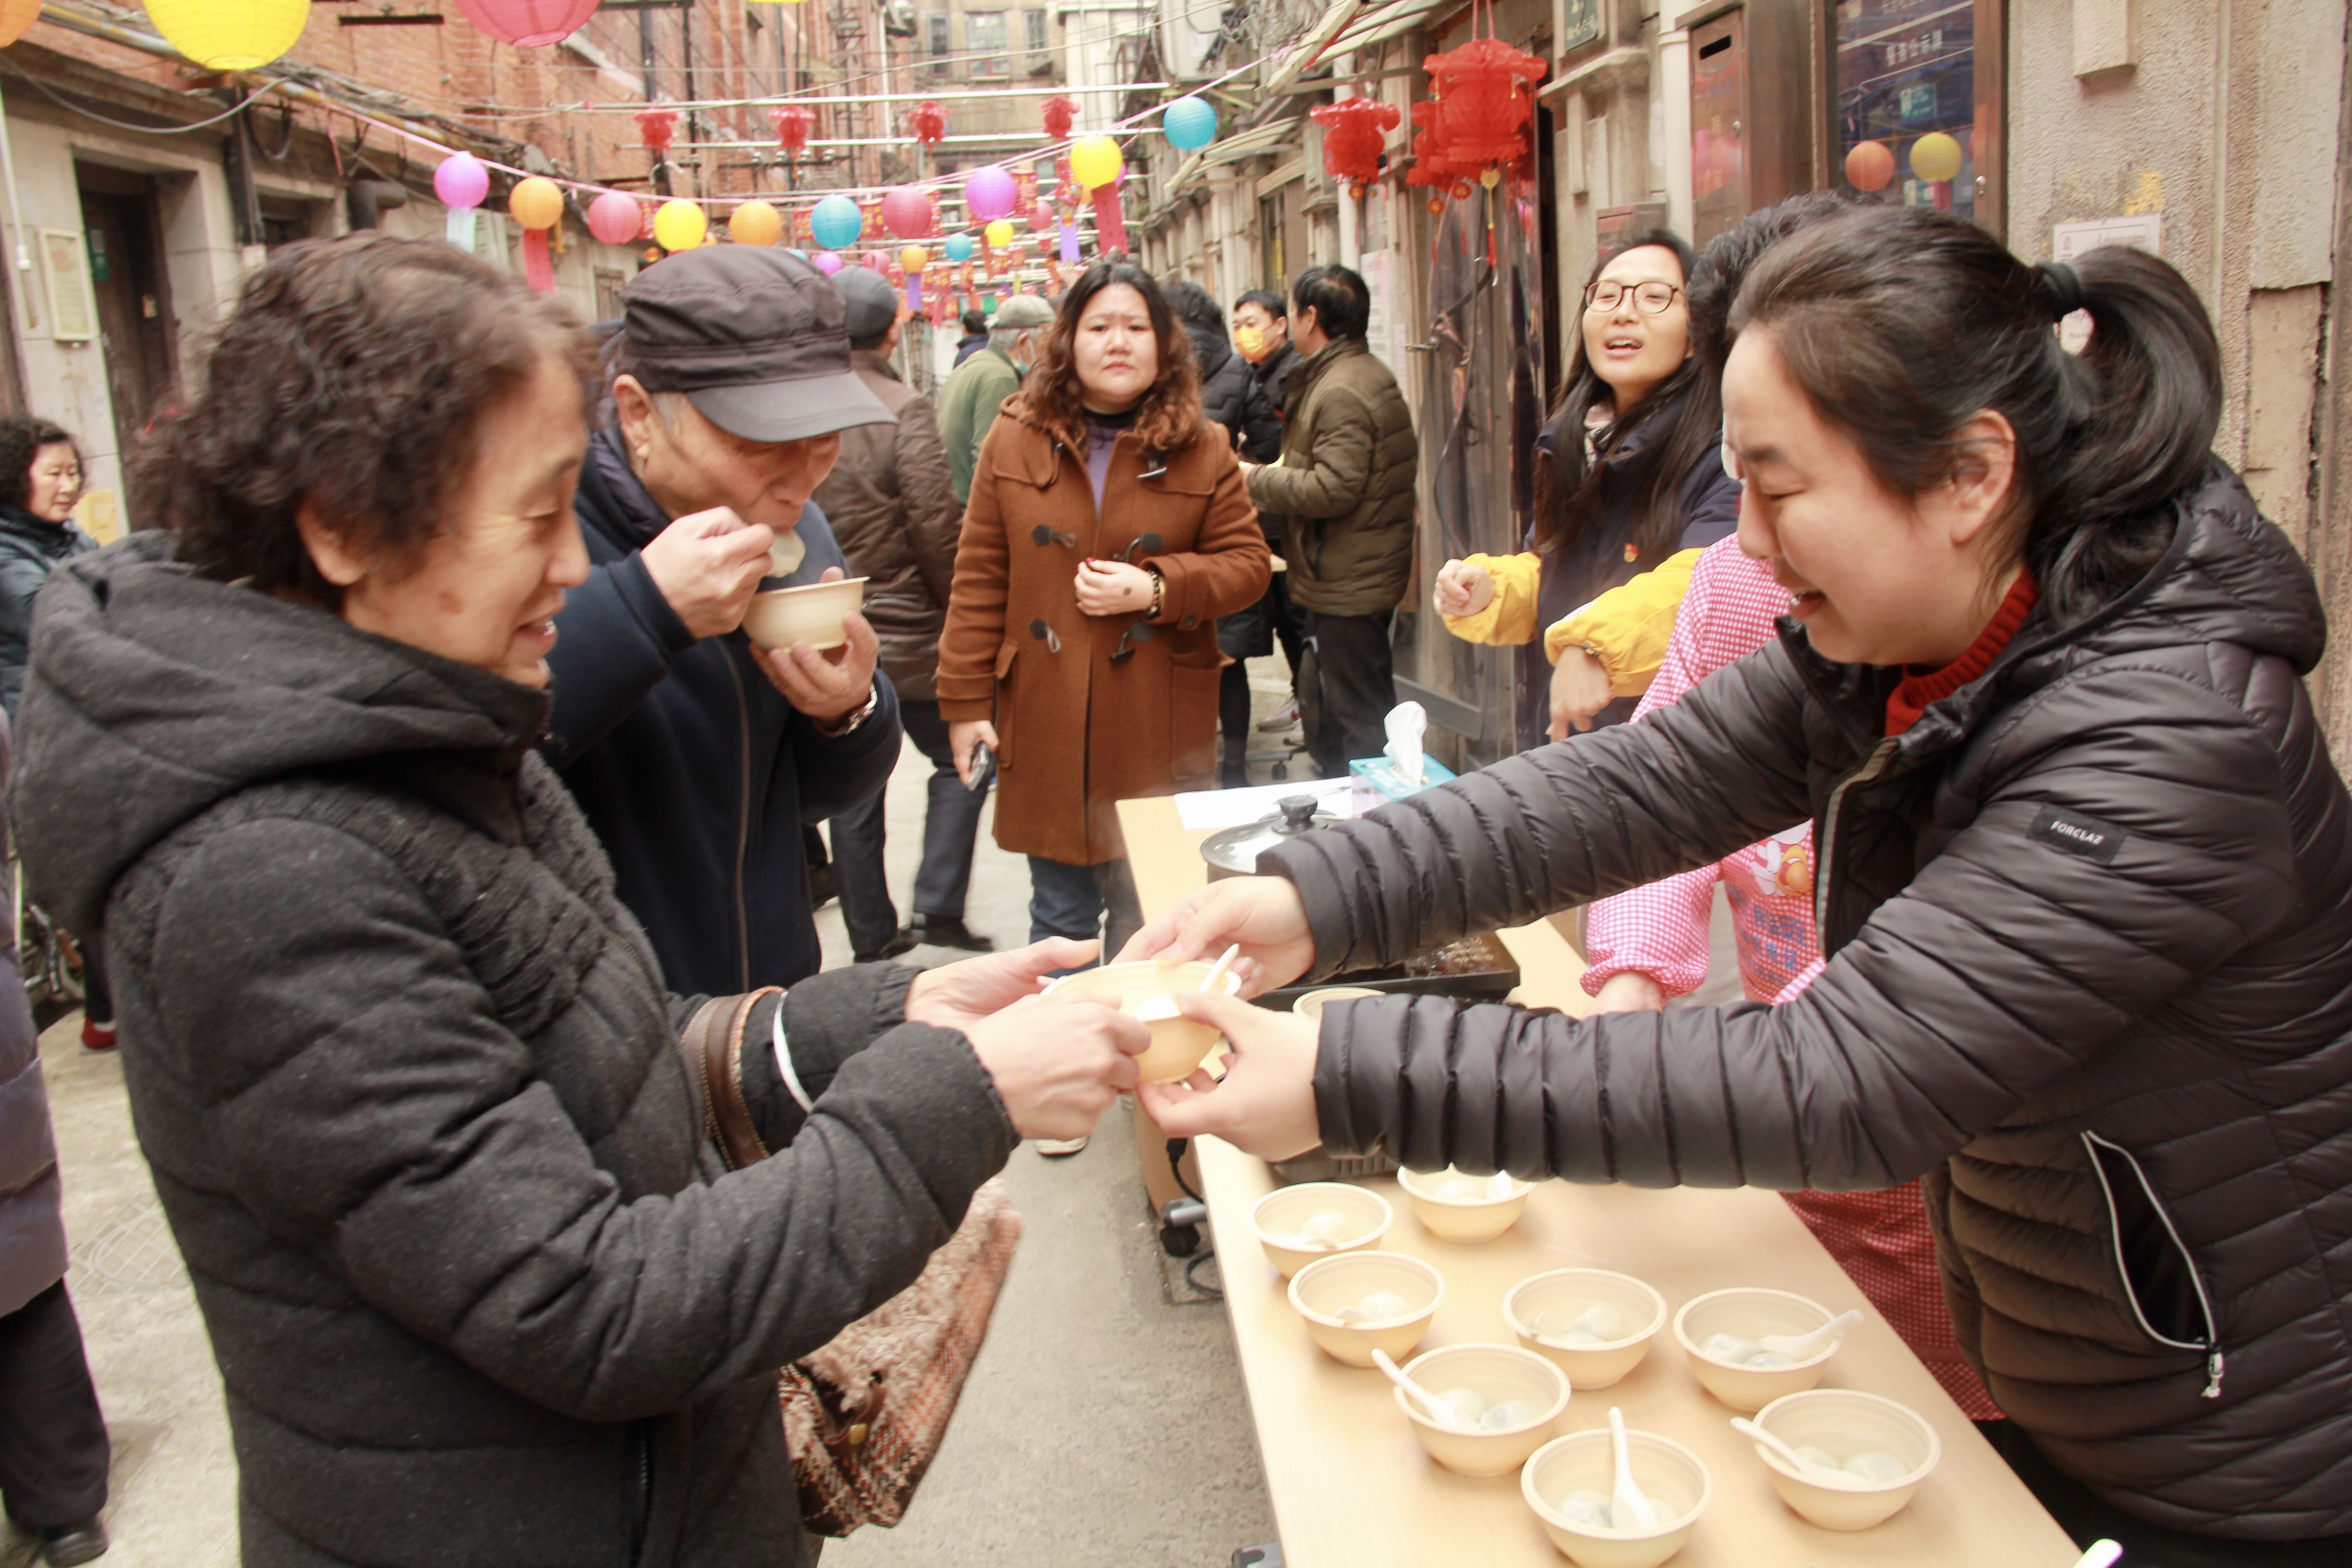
[1041,95,1077,141]
[1423,34,1544,175]
[881,186,935,239]
[1311,98,1401,196]
[1844,139,1895,193]
[911,100,949,146]
[637,105,679,158]
[1405,97,1475,194]
[772,104,814,156]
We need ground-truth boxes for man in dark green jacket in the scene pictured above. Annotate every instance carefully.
[1241,265,1418,775]
[936,294,1054,505]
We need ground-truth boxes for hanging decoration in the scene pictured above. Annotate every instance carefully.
[983,217,1016,250]
[1161,96,1218,152]
[1058,220,1080,263]
[1843,140,1895,192]
[636,105,680,166]
[144,0,309,71]
[899,244,930,273]
[452,0,598,48]
[653,198,708,252]
[809,193,863,251]
[1908,131,1963,184]
[901,247,927,312]
[1014,167,1038,216]
[507,176,564,294]
[812,252,844,274]
[1405,98,1475,209]
[881,186,935,239]
[910,100,949,147]
[964,167,1018,225]
[863,249,889,273]
[1068,135,1122,191]
[588,190,645,245]
[943,231,976,263]
[0,0,45,46]
[772,103,815,157]
[1041,95,1077,141]
[1421,21,1545,191]
[1311,97,1401,198]
[729,199,784,247]
[434,152,489,249]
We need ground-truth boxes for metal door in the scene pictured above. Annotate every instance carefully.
[1689,10,1752,246]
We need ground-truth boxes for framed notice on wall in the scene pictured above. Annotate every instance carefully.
[1558,0,1602,53]
[41,228,94,342]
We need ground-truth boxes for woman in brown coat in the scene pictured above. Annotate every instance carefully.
[941,261,1268,966]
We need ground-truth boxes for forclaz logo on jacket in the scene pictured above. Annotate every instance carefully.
[2029,803,2128,865]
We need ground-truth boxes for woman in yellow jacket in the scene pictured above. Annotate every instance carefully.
[1435,232,1738,742]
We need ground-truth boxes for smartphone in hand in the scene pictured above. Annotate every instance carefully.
[965,742,995,793]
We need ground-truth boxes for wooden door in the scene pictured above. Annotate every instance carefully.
[76,167,176,527]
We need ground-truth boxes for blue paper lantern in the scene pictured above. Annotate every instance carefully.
[943,231,976,263]
[809,194,864,252]
[1162,95,1218,152]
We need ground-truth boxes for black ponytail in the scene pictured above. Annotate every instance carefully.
[1728,206,2222,622]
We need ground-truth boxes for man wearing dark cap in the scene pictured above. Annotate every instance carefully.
[812,267,991,963]
[544,245,903,994]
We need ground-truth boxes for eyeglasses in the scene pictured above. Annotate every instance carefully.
[1584,280,1682,315]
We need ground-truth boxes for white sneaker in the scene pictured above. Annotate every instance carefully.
[1035,1136,1090,1157]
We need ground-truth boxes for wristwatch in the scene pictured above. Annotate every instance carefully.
[1146,566,1166,620]
[815,681,880,738]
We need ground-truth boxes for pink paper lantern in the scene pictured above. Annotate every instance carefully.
[881,186,935,240]
[451,0,598,47]
[433,153,490,212]
[587,190,644,245]
[813,252,844,274]
[964,167,1017,224]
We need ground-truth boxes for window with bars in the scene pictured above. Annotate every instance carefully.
[928,14,950,75]
[966,10,1008,76]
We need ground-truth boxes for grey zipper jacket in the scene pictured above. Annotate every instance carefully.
[7,535,1017,1567]
[1263,464,2352,1540]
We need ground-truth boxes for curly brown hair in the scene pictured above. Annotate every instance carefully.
[143,234,593,602]
[1009,261,1203,456]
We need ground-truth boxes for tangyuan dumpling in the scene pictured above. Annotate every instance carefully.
[1478,1400,1536,1431]
[1699,1332,1758,1362]
[1791,1444,1842,1475]
[1439,1386,1488,1425]
[1742,1349,1795,1368]
[1842,1449,1910,1483]
[1557,1490,1612,1528]
[1335,1290,1412,1325]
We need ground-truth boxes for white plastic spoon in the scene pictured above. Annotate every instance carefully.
[1756,1309,1864,1360]
[1607,1406,1660,1531]
[2073,1543,2124,1568]
[1199,943,1241,996]
[1729,1417,1865,1485]
[1372,1348,1462,1429]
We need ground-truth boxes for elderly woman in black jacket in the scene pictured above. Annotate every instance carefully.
[1129,207,2352,1563]
[8,235,1147,1568]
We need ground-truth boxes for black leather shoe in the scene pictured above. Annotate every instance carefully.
[41,1520,108,1566]
[902,915,994,952]
[853,931,919,964]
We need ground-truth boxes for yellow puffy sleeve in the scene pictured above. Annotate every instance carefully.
[1439,551,1544,646]
[1541,549,1704,696]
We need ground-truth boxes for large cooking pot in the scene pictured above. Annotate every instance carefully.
[1198,794,1342,880]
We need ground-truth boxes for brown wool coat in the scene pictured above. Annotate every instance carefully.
[936,408,1269,866]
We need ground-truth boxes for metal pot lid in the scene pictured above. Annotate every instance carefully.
[1200,794,1342,874]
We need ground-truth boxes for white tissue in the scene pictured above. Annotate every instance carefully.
[1383,701,1427,786]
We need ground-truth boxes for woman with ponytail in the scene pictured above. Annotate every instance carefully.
[1133,204,2352,1561]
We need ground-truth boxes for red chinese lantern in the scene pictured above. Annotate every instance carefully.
[1406,97,1476,201]
[1310,97,1401,197]
[637,106,679,160]
[772,104,814,156]
[1423,28,1544,180]
[911,100,949,146]
[1041,95,1077,141]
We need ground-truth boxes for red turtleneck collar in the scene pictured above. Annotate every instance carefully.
[1884,573,2040,737]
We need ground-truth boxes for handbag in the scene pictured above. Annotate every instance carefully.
[677,991,1024,1537]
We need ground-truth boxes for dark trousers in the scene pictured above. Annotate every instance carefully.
[1306,610,1396,778]
[1267,570,1309,688]
[1218,663,1252,784]
[1977,1420,2351,1566]
[1026,855,1142,960]
[833,699,988,956]
[0,1280,108,1532]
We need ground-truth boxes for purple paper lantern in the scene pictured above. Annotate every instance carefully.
[434,152,490,211]
[964,166,1018,224]
[813,252,844,274]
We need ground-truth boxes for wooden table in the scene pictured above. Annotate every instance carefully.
[1116,794,2081,1568]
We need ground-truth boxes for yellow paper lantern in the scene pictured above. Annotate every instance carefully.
[0,0,46,47]
[652,199,709,252]
[1908,131,1963,185]
[509,176,565,231]
[1068,134,1122,191]
[983,218,1016,250]
[899,244,930,273]
[144,0,311,70]
[729,200,784,247]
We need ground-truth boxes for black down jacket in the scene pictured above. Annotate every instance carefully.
[8,534,1018,1568]
[1264,465,2352,1541]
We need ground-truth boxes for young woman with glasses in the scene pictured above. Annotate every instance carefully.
[1431,232,1740,745]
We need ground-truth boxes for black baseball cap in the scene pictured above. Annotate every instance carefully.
[618,245,893,442]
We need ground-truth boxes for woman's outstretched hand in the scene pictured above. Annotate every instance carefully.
[1114,875,1315,994]
[903,938,1101,1033]
[1136,992,1322,1160]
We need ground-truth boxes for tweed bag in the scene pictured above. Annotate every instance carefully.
[677,991,1022,1536]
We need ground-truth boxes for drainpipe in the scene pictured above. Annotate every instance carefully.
[0,83,35,345]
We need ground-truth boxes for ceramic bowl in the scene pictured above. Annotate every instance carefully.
[1671,1288,1840,1412]
[1288,1250,1445,1367]
[1505,1269,1669,1389]
[1396,1163,1536,1243]
[1520,1427,1711,1568]
[1392,1343,1569,1476]
[1747,1388,1940,1530]
[740,576,867,650]
[1039,960,1244,1083]
[1249,1182,1393,1278]
[1290,985,1385,1023]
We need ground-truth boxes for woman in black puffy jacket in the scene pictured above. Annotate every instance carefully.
[1129,206,2352,1564]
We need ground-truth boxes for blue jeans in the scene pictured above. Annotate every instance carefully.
[1026,854,1143,960]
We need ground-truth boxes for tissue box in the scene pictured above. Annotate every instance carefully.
[1348,753,1458,806]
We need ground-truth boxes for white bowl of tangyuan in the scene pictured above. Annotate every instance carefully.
[1287,1250,1443,1366]
[1745,1388,1940,1530]
[1505,1268,1668,1389]
[1248,1182,1392,1278]
[1521,1426,1711,1568]
[1396,1163,1535,1243]
[1671,1287,1842,1412]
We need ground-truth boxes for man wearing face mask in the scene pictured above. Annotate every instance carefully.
[546,247,903,994]
[937,293,1055,506]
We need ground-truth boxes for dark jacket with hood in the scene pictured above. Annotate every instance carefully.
[1267,466,2352,1541]
[545,427,902,994]
[0,504,97,720]
[0,715,64,1322]
[7,533,1017,1568]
